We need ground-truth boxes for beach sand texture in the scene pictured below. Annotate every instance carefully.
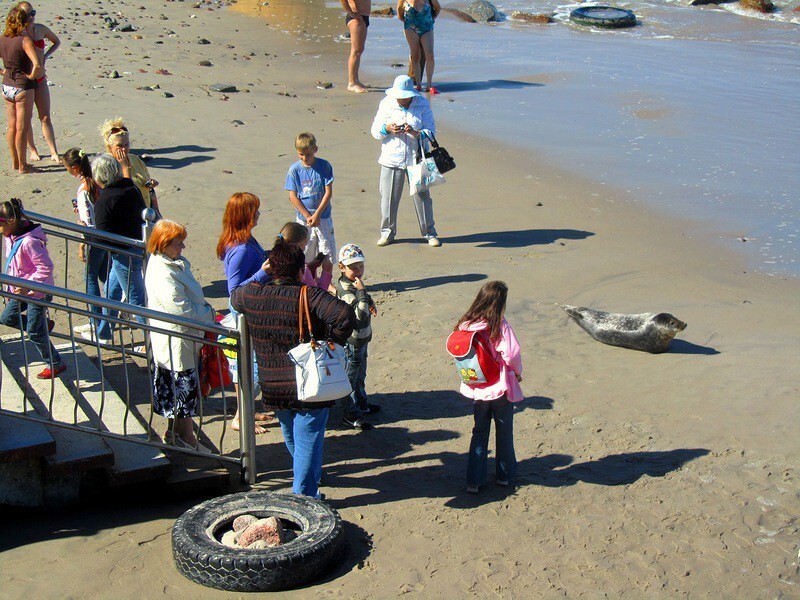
[0,0,798,597]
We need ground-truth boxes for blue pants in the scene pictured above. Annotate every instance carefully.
[339,343,368,420]
[85,246,109,325]
[275,408,329,499]
[0,296,61,364]
[97,254,145,339]
[466,395,516,487]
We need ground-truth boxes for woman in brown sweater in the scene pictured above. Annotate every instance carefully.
[231,240,354,498]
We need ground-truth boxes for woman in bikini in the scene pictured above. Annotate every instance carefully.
[397,0,440,94]
[0,5,41,173]
[18,2,59,162]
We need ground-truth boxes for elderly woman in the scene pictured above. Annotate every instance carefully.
[99,117,159,213]
[370,75,440,247]
[0,5,41,173]
[145,220,214,448]
[83,153,146,343]
[231,240,354,499]
[19,2,60,162]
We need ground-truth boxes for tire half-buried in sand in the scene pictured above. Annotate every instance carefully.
[172,491,344,592]
[559,304,687,353]
[569,6,637,29]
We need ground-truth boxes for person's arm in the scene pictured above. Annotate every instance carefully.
[21,38,43,81]
[496,319,523,379]
[23,238,55,294]
[341,0,363,21]
[93,196,111,233]
[371,101,392,139]
[225,244,270,294]
[397,0,405,20]
[40,25,61,60]
[289,190,313,223]
[430,0,441,19]
[163,269,215,324]
[309,287,355,345]
[309,183,333,228]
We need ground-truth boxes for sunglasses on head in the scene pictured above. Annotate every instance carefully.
[26,9,36,17]
[109,126,128,135]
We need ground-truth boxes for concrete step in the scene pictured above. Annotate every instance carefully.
[0,413,55,463]
[0,336,170,486]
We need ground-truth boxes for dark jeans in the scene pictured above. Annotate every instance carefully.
[466,395,516,487]
[339,343,368,420]
[0,295,61,364]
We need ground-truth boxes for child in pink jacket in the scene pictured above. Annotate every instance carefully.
[454,281,523,493]
[0,198,65,379]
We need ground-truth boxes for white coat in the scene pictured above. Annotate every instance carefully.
[145,252,214,371]
[370,94,436,168]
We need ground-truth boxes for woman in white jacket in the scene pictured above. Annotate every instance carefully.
[370,75,440,247]
[145,220,214,448]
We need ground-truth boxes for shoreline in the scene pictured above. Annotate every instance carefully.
[1,0,798,597]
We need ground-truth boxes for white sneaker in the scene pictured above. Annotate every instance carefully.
[72,322,93,333]
[377,236,391,247]
[427,236,441,247]
[81,330,112,343]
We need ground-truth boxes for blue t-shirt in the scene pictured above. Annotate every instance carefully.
[284,158,334,220]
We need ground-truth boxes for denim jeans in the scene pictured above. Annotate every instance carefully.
[96,253,145,339]
[339,343,368,420]
[85,245,109,325]
[275,408,329,499]
[0,295,61,364]
[466,395,516,487]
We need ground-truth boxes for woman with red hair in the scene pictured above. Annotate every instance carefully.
[145,219,214,450]
[217,192,272,434]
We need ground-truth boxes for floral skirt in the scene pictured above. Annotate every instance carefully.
[152,365,199,419]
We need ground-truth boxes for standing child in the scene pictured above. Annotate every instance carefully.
[278,222,334,291]
[0,198,65,379]
[453,281,523,493]
[285,132,336,262]
[335,243,379,430]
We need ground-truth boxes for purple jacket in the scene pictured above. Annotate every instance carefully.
[3,223,54,299]
[222,238,271,295]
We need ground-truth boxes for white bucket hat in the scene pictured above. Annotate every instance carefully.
[385,75,419,99]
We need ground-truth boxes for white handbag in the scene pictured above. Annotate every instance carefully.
[287,286,352,403]
[407,138,446,195]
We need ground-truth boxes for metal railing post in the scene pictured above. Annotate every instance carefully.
[141,208,157,270]
[237,313,257,484]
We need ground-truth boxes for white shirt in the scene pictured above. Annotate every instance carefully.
[370,95,436,168]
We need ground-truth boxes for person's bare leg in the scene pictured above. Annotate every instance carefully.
[26,101,41,162]
[5,98,20,171]
[230,383,268,434]
[347,18,368,93]
[33,81,58,160]
[16,92,34,173]
[420,32,435,91]
[404,30,423,90]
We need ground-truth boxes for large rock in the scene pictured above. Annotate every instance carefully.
[371,6,395,17]
[739,0,774,11]
[466,0,500,22]
[510,11,553,24]
[237,517,286,548]
[442,7,477,22]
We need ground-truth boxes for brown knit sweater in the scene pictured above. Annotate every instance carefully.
[231,279,355,410]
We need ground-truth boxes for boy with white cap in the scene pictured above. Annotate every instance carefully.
[335,243,380,430]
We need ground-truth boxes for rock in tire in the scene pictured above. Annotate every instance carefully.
[171,490,344,592]
[569,6,637,28]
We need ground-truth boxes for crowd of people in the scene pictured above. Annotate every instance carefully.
[0,2,525,498]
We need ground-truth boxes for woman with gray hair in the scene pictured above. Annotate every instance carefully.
[81,152,147,343]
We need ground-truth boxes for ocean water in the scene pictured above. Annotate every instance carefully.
[237,0,800,276]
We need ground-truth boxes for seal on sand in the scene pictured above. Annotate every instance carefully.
[559,304,687,353]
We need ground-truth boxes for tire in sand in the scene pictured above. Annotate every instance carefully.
[569,6,636,29]
[172,490,344,592]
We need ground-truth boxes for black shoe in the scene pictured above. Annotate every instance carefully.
[343,416,373,430]
[366,403,381,415]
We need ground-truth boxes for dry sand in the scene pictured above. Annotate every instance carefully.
[0,0,798,598]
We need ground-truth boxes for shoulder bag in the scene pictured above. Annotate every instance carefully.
[426,132,456,174]
[408,137,447,195]
[287,286,352,403]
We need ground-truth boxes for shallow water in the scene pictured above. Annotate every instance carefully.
[236,0,800,276]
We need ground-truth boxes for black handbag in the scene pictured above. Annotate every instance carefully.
[420,133,456,174]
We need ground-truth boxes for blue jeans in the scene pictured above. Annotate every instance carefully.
[0,295,61,364]
[466,396,516,487]
[275,408,329,499]
[96,254,145,339]
[85,245,109,325]
[339,343,368,420]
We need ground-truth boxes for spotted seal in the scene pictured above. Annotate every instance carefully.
[559,304,687,353]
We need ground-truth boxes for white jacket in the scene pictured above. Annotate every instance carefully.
[370,95,436,168]
[145,252,215,371]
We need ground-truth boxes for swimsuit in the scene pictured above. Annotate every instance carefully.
[2,85,24,101]
[33,38,46,83]
[345,13,370,27]
[404,0,434,37]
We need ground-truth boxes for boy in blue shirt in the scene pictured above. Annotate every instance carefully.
[285,132,336,262]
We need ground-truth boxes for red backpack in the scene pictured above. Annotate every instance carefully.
[446,330,501,388]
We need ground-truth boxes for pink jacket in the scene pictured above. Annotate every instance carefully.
[302,266,332,291]
[3,223,54,299]
[457,318,524,402]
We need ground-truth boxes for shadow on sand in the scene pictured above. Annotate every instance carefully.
[445,229,594,248]
[369,273,486,293]
[667,339,720,355]
[142,144,216,170]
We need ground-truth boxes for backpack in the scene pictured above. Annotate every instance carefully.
[446,330,501,388]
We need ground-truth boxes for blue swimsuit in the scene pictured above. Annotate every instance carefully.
[404,0,434,37]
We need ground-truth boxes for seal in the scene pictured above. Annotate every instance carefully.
[558,304,687,353]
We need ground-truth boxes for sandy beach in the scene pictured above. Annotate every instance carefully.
[1,0,798,597]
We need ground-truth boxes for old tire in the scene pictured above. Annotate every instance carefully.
[172,491,344,592]
[569,6,636,28]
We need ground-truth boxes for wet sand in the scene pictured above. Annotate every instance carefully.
[0,1,798,597]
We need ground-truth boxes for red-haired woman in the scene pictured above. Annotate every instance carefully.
[0,5,42,173]
[145,219,214,449]
[216,192,272,434]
